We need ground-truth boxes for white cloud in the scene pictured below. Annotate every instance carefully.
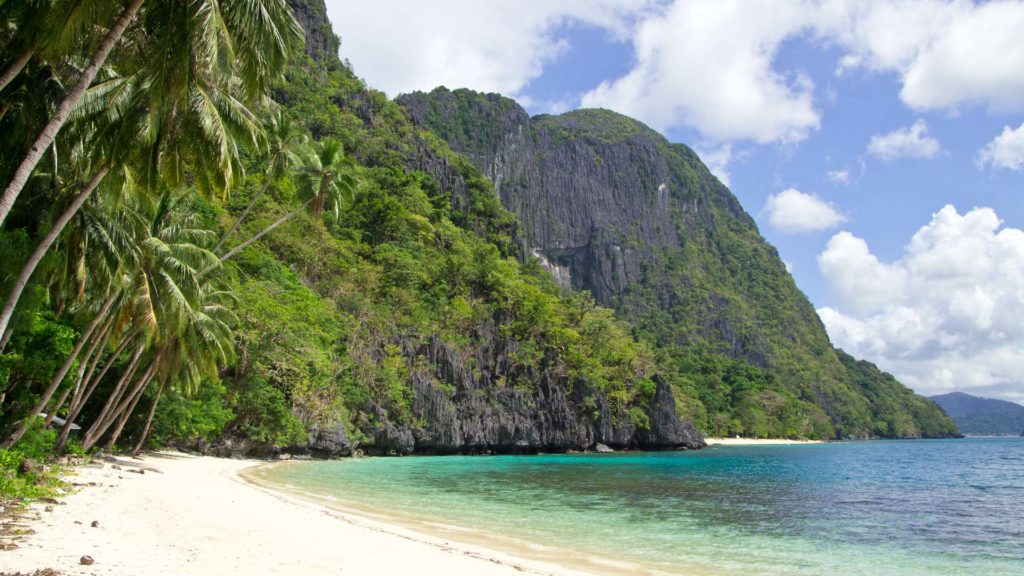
[580,0,821,144]
[325,1,1024,148]
[827,169,851,184]
[764,188,846,234]
[827,0,1024,113]
[324,1,654,98]
[977,122,1024,171]
[817,205,1024,403]
[867,120,942,160]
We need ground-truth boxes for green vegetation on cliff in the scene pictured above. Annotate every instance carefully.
[398,87,958,440]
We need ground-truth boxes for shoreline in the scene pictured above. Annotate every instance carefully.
[0,451,684,576]
[704,437,825,445]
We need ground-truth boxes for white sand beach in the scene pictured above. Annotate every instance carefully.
[0,452,608,576]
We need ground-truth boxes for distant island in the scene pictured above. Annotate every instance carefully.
[930,392,1024,436]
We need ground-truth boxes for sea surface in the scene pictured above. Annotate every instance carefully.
[255,438,1024,575]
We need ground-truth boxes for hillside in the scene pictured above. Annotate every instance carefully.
[397,87,957,439]
[0,0,956,463]
[931,392,1024,436]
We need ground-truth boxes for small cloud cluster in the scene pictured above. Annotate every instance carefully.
[764,188,846,234]
[826,169,851,185]
[977,121,1024,171]
[867,120,942,160]
[817,206,1024,402]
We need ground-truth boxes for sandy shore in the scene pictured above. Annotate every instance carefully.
[0,452,608,576]
[704,437,824,446]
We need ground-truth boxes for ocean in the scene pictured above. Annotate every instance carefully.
[253,438,1024,575]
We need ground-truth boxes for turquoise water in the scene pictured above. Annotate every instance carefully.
[258,438,1024,575]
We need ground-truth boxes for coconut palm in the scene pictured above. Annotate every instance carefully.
[0,0,304,227]
[78,190,227,450]
[207,137,358,272]
[0,0,145,227]
[213,111,306,254]
[0,0,302,352]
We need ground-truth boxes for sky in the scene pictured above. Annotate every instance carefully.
[323,0,1024,404]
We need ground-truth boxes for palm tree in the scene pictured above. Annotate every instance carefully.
[0,0,302,352]
[0,0,145,227]
[127,284,237,453]
[0,0,304,227]
[207,137,358,271]
[213,111,306,254]
[78,190,229,451]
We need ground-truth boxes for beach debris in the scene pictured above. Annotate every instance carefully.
[73,520,82,525]
[43,506,53,513]
[128,469,145,475]
[111,464,122,470]
[79,555,94,565]
[90,521,99,528]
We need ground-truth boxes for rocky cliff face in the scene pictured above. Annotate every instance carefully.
[272,3,953,445]
[397,88,958,439]
[398,88,792,367]
[362,329,703,455]
[240,3,706,455]
[286,0,341,66]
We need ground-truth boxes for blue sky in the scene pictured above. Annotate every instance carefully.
[324,1,1024,403]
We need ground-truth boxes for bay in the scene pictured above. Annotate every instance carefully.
[254,438,1024,575]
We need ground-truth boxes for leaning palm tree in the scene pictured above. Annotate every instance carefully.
[213,111,306,254]
[78,190,225,451]
[127,284,237,454]
[0,0,301,353]
[0,0,304,227]
[207,137,358,271]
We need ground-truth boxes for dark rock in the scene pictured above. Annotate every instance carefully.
[398,89,772,367]
[207,434,278,459]
[286,0,340,65]
[79,555,94,565]
[300,422,353,457]
[90,521,99,528]
[353,330,704,454]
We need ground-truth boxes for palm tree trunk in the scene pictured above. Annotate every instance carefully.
[0,324,13,355]
[83,353,158,451]
[45,312,116,427]
[0,290,117,448]
[203,197,311,274]
[0,46,33,95]
[56,331,135,452]
[0,0,143,228]
[213,175,274,254]
[103,374,150,451]
[131,379,166,456]
[0,166,109,353]
[78,344,144,447]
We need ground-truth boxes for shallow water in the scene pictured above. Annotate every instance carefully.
[258,438,1024,575]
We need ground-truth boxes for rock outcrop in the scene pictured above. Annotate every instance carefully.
[359,331,704,454]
